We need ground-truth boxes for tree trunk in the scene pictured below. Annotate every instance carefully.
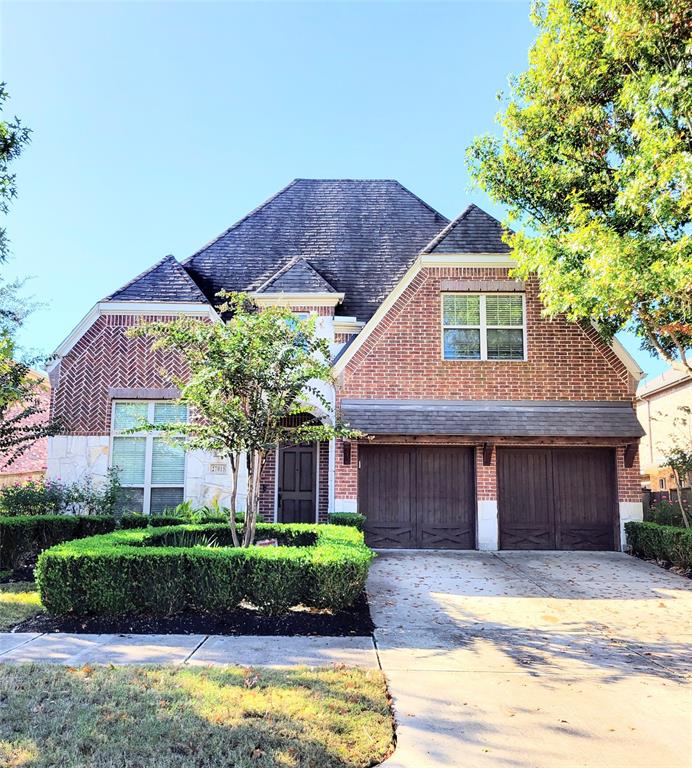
[671,468,690,528]
[227,454,240,548]
[242,449,263,547]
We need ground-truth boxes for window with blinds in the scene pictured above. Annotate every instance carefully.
[111,401,187,515]
[442,294,525,361]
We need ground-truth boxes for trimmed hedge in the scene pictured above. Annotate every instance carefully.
[0,515,116,570]
[36,523,374,617]
[120,514,229,529]
[625,521,692,570]
[327,512,366,532]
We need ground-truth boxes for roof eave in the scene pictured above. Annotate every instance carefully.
[253,292,345,307]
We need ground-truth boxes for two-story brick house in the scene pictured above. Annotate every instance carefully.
[47,179,645,551]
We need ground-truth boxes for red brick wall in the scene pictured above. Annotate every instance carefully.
[339,268,634,401]
[318,440,329,522]
[476,446,497,501]
[51,314,188,436]
[335,439,358,501]
[616,447,642,503]
[258,449,276,522]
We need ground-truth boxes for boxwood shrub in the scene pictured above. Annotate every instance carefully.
[36,523,374,617]
[0,515,116,570]
[327,512,366,532]
[625,521,692,570]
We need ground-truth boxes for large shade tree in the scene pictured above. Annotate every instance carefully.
[128,293,359,547]
[0,85,59,466]
[467,0,692,372]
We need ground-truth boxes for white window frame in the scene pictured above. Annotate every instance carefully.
[441,293,527,362]
[109,400,188,515]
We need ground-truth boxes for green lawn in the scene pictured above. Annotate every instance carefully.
[0,581,42,631]
[0,664,394,768]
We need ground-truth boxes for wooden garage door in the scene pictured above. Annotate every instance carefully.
[497,448,617,550]
[359,445,475,549]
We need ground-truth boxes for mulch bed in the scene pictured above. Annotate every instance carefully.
[13,590,375,637]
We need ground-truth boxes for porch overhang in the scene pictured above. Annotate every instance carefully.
[341,399,645,439]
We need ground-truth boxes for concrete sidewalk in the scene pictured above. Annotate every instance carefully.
[0,632,378,668]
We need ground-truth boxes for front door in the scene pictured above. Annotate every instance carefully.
[278,444,316,523]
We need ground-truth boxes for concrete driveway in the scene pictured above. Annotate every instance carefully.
[368,551,692,768]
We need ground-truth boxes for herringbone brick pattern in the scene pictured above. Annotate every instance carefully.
[52,314,188,436]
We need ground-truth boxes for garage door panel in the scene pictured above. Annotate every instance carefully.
[498,448,616,551]
[360,445,475,549]
[498,449,555,550]
[360,446,414,548]
[415,447,475,549]
[552,449,616,550]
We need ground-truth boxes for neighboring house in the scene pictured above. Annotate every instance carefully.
[46,179,646,551]
[0,371,50,486]
[636,368,692,492]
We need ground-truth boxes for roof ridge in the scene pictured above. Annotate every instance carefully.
[182,179,302,266]
[391,180,449,223]
[254,256,302,293]
[419,205,475,255]
[419,203,512,255]
[256,256,337,294]
[104,254,208,303]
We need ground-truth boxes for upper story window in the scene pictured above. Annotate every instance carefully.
[442,294,526,361]
[110,401,188,515]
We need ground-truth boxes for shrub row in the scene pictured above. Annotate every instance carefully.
[625,521,692,570]
[0,513,237,571]
[0,515,116,570]
[327,512,366,532]
[120,514,229,529]
[36,523,374,617]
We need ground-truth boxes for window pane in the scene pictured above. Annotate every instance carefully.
[487,329,524,360]
[114,487,144,515]
[150,487,184,515]
[111,437,146,485]
[443,328,481,360]
[485,295,523,326]
[113,402,148,432]
[152,438,185,484]
[443,295,480,326]
[153,403,188,425]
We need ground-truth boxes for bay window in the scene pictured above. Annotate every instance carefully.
[110,401,188,514]
[442,293,526,361]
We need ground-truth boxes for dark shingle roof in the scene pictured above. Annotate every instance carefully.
[104,255,208,303]
[421,204,511,254]
[341,399,645,438]
[183,179,449,321]
[256,257,339,294]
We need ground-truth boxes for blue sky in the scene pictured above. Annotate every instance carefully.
[1,0,665,380]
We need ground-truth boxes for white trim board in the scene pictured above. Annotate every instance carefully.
[253,292,344,307]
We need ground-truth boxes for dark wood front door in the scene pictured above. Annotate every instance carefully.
[498,447,617,550]
[359,445,475,549]
[278,444,315,523]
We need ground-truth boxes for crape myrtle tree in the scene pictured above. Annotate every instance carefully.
[128,292,360,547]
[467,0,692,372]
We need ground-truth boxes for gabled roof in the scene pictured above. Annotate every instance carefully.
[421,204,511,254]
[183,179,449,321]
[255,257,338,294]
[104,255,208,303]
